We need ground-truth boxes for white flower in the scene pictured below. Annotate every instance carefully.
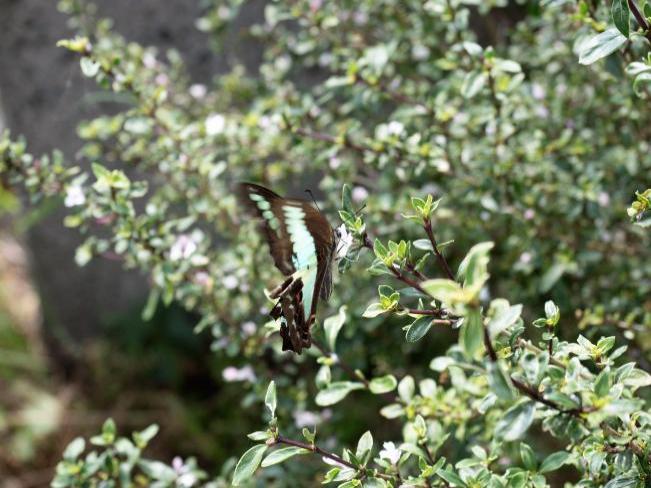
[155,73,169,86]
[352,186,369,203]
[172,457,197,487]
[170,235,197,261]
[64,185,86,207]
[222,365,256,383]
[242,321,257,336]
[205,113,226,135]
[379,442,401,465]
[335,224,353,260]
[598,191,610,207]
[519,252,532,264]
[524,209,535,220]
[531,83,546,100]
[223,275,239,290]
[412,44,430,61]
[142,52,157,69]
[329,156,342,169]
[189,84,207,99]
[387,121,404,136]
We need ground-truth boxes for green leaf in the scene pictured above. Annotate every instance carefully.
[461,71,486,98]
[594,369,611,397]
[355,431,373,463]
[369,375,398,394]
[488,362,515,401]
[362,302,386,318]
[488,301,522,339]
[232,444,267,486]
[539,263,566,293]
[398,375,415,402]
[141,288,160,321]
[261,446,307,467]
[413,239,434,251]
[265,381,277,418]
[342,184,353,213]
[63,437,85,461]
[324,306,347,351]
[421,279,462,303]
[519,443,536,471]
[578,28,627,65]
[133,424,159,449]
[436,468,467,486]
[102,418,117,444]
[604,475,642,488]
[405,316,434,342]
[460,308,484,359]
[315,381,365,406]
[80,57,101,77]
[611,0,630,38]
[539,451,571,473]
[457,241,494,289]
[247,430,273,441]
[544,300,560,325]
[495,401,535,441]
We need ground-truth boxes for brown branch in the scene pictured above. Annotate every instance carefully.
[423,219,454,280]
[273,435,396,482]
[628,0,651,39]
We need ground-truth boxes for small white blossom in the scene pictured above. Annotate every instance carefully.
[519,252,532,264]
[205,113,226,135]
[412,44,430,61]
[352,186,369,202]
[329,156,342,170]
[189,84,207,99]
[598,191,610,207]
[155,73,169,86]
[387,120,405,136]
[193,271,212,289]
[64,185,86,207]
[223,275,239,290]
[524,209,535,220]
[142,52,157,69]
[335,224,353,260]
[222,365,256,382]
[242,321,256,336]
[170,235,197,261]
[379,442,401,465]
[172,457,197,487]
[531,83,546,100]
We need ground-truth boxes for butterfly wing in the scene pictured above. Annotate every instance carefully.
[237,183,335,353]
[237,183,296,276]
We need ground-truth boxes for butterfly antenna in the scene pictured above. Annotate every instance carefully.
[304,189,322,212]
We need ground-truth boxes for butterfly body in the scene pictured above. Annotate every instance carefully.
[237,183,339,354]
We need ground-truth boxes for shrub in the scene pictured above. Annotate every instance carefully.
[2,0,651,486]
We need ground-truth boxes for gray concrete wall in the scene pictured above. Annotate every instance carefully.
[0,0,262,355]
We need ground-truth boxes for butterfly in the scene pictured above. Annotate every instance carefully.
[237,182,345,354]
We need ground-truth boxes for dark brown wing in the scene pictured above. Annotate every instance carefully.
[236,182,295,276]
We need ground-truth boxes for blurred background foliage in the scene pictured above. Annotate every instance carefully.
[0,0,650,486]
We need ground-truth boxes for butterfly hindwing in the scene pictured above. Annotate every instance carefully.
[237,183,336,354]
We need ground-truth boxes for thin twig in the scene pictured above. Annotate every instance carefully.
[273,435,396,482]
[312,339,369,388]
[423,218,454,280]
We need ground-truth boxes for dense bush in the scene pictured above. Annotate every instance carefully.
[2,0,651,486]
